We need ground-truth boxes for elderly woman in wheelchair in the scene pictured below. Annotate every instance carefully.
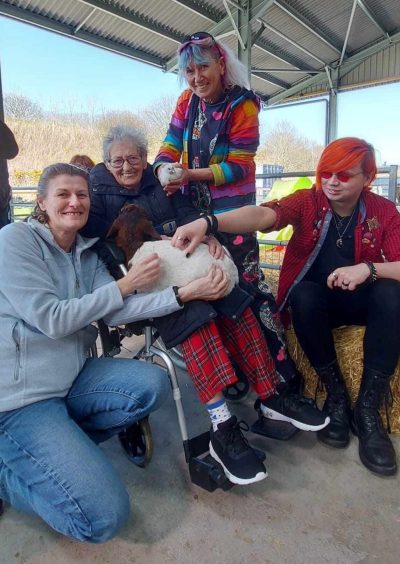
[81,125,329,488]
[0,162,232,543]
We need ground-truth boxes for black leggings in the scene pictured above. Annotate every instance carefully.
[289,279,400,375]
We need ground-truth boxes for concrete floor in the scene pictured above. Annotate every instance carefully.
[1,335,399,564]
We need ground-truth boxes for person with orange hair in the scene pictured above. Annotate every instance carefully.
[70,154,95,173]
[171,137,400,476]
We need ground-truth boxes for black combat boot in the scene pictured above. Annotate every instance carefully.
[316,360,351,448]
[352,367,397,476]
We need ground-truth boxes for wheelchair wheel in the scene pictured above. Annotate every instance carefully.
[223,366,250,403]
[118,417,153,468]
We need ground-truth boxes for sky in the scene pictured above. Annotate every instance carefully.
[1,15,399,165]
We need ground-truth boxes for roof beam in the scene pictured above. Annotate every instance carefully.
[266,29,400,105]
[258,18,327,66]
[273,0,341,55]
[252,72,291,89]
[77,0,181,43]
[0,3,164,67]
[165,0,275,71]
[339,0,358,65]
[357,0,391,40]
[74,7,96,35]
[165,0,311,74]
[169,0,216,22]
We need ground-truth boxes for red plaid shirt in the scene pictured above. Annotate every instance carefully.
[261,187,400,310]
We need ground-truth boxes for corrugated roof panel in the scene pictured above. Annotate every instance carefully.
[0,0,399,103]
[345,6,386,53]
[261,3,341,64]
[362,0,400,32]
[258,26,326,69]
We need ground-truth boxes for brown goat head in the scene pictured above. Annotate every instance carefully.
[106,203,161,264]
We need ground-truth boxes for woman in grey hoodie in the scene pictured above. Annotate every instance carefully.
[0,163,228,543]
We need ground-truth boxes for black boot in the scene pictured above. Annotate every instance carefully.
[352,367,397,476]
[315,360,351,448]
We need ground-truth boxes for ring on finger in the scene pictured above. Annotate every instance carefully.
[331,272,338,279]
[342,281,350,287]
[177,236,184,241]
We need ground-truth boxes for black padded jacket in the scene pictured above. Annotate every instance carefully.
[82,163,200,239]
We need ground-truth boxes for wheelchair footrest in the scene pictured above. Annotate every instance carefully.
[189,454,234,492]
[184,433,234,492]
[251,416,300,440]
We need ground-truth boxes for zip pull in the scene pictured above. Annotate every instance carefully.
[76,277,80,289]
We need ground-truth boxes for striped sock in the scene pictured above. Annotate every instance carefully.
[206,399,232,430]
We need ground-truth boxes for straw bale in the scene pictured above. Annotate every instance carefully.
[285,326,400,434]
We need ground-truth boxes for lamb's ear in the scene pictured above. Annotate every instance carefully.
[106,219,120,240]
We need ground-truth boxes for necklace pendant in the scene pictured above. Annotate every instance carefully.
[336,238,343,248]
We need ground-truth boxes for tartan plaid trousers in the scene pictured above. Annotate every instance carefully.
[180,306,280,403]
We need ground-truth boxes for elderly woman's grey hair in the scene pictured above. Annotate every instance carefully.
[102,125,148,162]
[31,163,89,224]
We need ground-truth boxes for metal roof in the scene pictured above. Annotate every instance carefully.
[0,0,399,106]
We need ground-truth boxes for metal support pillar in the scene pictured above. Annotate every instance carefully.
[326,68,339,143]
[237,0,252,86]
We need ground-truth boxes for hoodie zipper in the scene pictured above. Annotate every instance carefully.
[12,322,21,381]
[70,247,80,293]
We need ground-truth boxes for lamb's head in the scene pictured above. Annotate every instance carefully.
[106,203,161,264]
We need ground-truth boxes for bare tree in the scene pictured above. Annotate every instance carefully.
[257,120,324,171]
[142,95,177,159]
[4,93,43,120]
[96,110,147,138]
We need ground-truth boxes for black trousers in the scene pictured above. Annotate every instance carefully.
[289,279,400,375]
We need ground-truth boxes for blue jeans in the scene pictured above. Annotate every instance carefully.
[0,357,169,543]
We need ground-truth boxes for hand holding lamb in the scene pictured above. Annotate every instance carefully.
[107,204,238,296]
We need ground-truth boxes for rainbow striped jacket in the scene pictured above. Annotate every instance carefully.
[154,87,260,213]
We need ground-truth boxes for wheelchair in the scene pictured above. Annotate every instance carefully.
[95,243,299,491]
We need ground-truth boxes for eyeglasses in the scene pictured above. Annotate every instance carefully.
[108,156,142,169]
[178,31,217,54]
[320,170,364,183]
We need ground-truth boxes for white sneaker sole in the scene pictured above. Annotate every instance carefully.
[262,408,330,432]
[209,442,268,485]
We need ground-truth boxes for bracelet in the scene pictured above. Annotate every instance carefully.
[363,261,378,283]
[172,286,184,307]
[200,213,219,236]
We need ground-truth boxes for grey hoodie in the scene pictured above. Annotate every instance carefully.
[0,219,182,412]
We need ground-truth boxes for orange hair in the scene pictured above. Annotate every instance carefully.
[316,137,377,191]
[69,154,95,172]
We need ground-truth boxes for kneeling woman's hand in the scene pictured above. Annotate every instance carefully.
[178,265,229,303]
[117,253,161,297]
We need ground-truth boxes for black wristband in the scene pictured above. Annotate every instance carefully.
[200,213,219,236]
[363,261,377,283]
[172,286,184,307]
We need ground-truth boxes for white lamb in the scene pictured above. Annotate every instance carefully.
[107,203,238,296]
[129,239,238,295]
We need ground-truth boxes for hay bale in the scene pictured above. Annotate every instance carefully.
[285,326,400,434]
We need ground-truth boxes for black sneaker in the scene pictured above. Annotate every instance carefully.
[209,416,268,485]
[261,389,330,431]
